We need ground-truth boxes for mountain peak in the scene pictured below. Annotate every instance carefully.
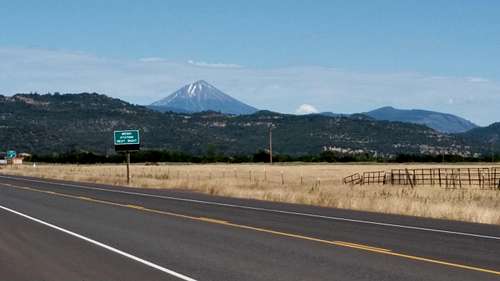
[186,80,214,97]
[377,106,396,111]
[192,79,210,85]
[150,80,258,115]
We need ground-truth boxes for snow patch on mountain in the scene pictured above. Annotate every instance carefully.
[296,104,319,114]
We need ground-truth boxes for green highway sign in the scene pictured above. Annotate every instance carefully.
[114,130,141,152]
[114,130,140,145]
[6,150,16,159]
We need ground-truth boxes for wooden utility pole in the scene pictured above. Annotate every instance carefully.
[269,125,273,164]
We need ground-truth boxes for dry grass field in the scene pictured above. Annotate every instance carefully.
[1,163,499,224]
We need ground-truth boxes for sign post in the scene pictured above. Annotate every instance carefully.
[114,130,140,185]
[126,152,131,184]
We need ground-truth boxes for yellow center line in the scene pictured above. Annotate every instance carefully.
[126,204,147,210]
[197,217,229,224]
[333,241,392,252]
[1,182,499,276]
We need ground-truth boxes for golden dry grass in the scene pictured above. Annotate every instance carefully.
[1,163,499,225]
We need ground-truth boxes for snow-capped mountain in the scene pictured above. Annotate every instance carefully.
[149,80,258,115]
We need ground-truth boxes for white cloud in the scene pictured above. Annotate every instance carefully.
[139,57,167,63]
[187,60,242,68]
[0,47,499,126]
[467,77,489,83]
[296,104,319,114]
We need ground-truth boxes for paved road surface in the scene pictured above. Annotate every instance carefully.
[0,174,498,281]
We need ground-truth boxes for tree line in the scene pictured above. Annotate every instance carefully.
[27,150,499,164]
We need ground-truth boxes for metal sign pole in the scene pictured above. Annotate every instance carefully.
[126,152,131,185]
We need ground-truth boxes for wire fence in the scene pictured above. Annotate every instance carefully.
[344,167,500,189]
[132,166,332,188]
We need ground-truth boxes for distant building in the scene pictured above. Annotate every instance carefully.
[9,158,23,165]
[0,152,6,165]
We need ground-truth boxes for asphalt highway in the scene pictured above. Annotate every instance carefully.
[0,174,499,281]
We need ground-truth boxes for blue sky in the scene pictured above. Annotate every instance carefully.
[1,1,499,125]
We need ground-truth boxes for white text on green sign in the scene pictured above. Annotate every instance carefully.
[114,130,140,145]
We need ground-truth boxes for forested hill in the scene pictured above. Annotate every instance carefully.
[365,106,478,133]
[459,123,500,154]
[0,93,487,157]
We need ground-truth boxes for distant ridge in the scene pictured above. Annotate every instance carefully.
[149,80,258,115]
[318,112,346,118]
[364,106,478,133]
[147,105,191,114]
[460,122,500,153]
[0,92,477,156]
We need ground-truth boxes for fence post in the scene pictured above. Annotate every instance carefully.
[478,168,482,189]
[458,168,462,189]
[431,169,434,186]
[468,168,471,186]
[420,169,424,185]
[405,169,414,189]
[488,167,492,189]
[438,169,442,187]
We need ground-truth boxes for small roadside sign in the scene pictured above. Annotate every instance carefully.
[114,130,140,145]
[114,130,141,152]
[6,150,16,159]
[113,130,141,185]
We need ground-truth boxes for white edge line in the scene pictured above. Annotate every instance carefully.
[0,204,197,281]
[1,174,499,241]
